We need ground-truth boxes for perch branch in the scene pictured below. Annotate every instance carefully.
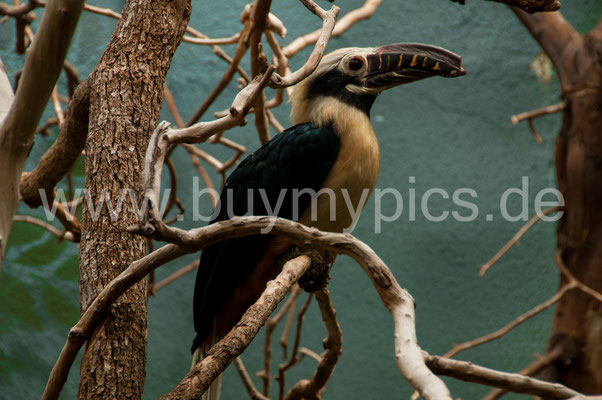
[160,255,312,400]
[44,214,452,400]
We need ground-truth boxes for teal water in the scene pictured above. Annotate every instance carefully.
[1,1,601,399]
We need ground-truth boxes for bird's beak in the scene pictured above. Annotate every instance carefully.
[364,43,466,89]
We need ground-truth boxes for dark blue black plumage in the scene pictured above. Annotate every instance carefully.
[192,122,340,352]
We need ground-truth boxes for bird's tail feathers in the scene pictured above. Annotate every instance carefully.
[192,327,223,400]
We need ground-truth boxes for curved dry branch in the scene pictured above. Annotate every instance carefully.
[44,212,453,400]
[20,77,91,208]
[234,357,271,400]
[13,214,76,242]
[424,352,580,398]
[283,0,381,58]
[269,1,339,88]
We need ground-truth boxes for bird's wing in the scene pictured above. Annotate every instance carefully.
[192,122,340,352]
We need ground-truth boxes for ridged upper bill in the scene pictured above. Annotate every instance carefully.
[365,43,466,88]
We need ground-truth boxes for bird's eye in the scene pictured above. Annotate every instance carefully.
[348,57,364,71]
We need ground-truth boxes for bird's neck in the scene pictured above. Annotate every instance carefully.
[291,95,374,137]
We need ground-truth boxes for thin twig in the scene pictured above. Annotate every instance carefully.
[277,293,313,400]
[163,84,185,128]
[283,0,381,58]
[261,284,302,396]
[443,285,572,360]
[298,347,321,363]
[555,250,602,303]
[13,214,76,242]
[183,33,241,45]
[479,207,562,277]
[154,259,200,292]
[270,0,340,89]
[511,102,566,144]
[285,288,343,400]
[234,357,271,400]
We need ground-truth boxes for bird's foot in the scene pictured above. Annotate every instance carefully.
[298,250,334,293]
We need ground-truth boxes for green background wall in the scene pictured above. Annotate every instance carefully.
[1,1,600,398]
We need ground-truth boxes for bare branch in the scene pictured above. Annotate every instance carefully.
[235,357,272,400]
[479,207,562,277]
[270,1,340,88]
[248,1,273,145]
[444,284,571,359]
[261,284,302,396]
[83,2,120,19]
[0,0,84,266]
[13,214,76,242]
[511,101,566,125]
[424,352,581,399]
[284,288,342,400]
[510,101,566,143]
[154,259,199,292]
[183,33,241,45]
[45,214,452,400]
[298,347,322,363]
[163,84,185,128]
[555,250,602,303]
[483,346,563,400]
[277,293,313,400]
[20,77,91,208]
[186,32,251,126]
[283,0,381,58]
[0,0,39,17]
[161,255,312,400]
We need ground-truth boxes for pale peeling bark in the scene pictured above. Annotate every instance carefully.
[77,1,190,399]
[0,0,83,268]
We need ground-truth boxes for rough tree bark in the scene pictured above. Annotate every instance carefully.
[512,9,602,395]
[77,1,190,399]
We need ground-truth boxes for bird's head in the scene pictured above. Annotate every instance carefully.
[290,43,465,125]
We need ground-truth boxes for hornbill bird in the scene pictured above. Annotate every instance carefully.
[192,42,464,397]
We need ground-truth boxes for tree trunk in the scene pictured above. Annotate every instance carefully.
[77,1,190,399]
[513,10,602,395]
